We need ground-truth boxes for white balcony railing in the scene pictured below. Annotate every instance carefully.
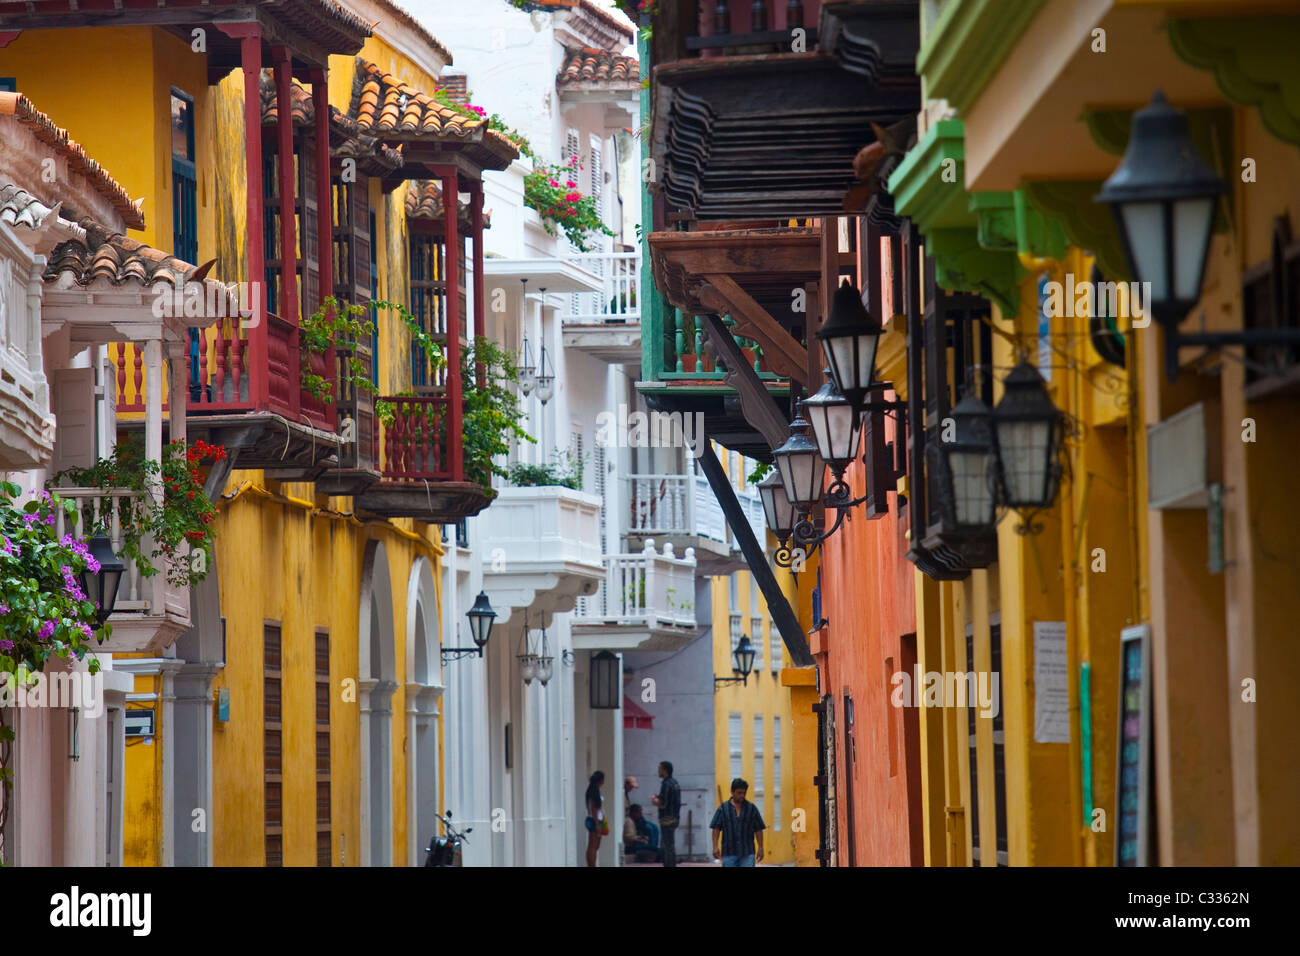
[52,486,189,625]
[627,472,765,548]
[574,539,696,630]
[565,251,641,325]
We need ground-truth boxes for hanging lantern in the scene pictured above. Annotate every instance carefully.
[802,373,861,473]
[1095,91,1225,328]
[518,279,536,396]
[590,651,620,709]
[80,531,126,627]
[757,470,796,540]
[536,342,554,405]
[935,393,997,529]
[816,280,884,413]
[992,362,1065,510]
[772,412,825,508]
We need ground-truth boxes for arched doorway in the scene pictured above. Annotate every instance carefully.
[359,540,396,866]
[405,557,442,865]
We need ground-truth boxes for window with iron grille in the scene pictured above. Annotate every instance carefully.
[770,620,781,673]
[265,624,283,867]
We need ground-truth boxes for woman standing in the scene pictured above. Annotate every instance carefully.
[584,771,606,867]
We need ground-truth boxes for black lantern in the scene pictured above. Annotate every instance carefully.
[936,393,997,528]
[757,470,796,540]
[992,362,1064,510]
[772,412,825,508]
[466,591,497,651]
[1095,91,1225,379]
[590,650,620,709]
[802,373,861,474]
[80,531,125,628]
[816,280,884,412]
[715,635,757,688]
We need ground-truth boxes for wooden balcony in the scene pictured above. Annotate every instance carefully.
[352,395,493,522]
[112,311,343,475]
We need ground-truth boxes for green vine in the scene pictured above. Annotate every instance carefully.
[300,297,442,402]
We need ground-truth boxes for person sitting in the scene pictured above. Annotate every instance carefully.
[624,804,661,862]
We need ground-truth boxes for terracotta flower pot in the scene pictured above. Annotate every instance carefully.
[681,353,698,373]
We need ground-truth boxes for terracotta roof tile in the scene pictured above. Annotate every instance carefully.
[350,58,484,139]
[0,92,144,231]
[347,59,518,168]
[0,182,56,232]
[259,72,403,172]
[557,47,639,88]
[519,1,635,45]
[44,218,221,291]
[404,179,490,228]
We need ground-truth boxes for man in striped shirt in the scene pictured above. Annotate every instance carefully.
[710,777,765,866]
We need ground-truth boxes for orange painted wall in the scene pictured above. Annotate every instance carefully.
[815,414,921,866]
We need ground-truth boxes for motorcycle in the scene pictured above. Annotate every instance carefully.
[424,811,472,867]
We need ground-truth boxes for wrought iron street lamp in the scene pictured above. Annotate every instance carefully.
[80,531,125,628]
[803,374,861,477]
[714,635,756,688]
[991,362,1065,513]
[1093,91,1300,381]
[442,591,498,663]
[816,279,884,413]
[772,412,825,509]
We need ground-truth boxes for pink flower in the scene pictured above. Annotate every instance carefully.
[38,620,56,641]
[566,191,582,202]
[566,181,577,188]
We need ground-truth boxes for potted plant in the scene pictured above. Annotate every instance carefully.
[506,449,585,491]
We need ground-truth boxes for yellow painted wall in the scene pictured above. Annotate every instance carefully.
[709,448,796,864]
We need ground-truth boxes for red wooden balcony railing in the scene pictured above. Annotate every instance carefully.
[112,312,337,432]
[377,395,452,481]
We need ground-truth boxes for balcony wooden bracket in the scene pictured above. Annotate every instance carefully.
[698,274,807,383]
[700,313,789,451]
[696,441,813,668]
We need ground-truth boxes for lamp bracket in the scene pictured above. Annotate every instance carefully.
[439,647,485,663]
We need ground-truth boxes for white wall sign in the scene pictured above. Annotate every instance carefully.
[1033,621,1070,744]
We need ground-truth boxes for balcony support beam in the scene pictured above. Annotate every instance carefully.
[700,312,789,449]
[429,165,463,482]
[233,23,269,408]
[469,179,485,388]
[696,441,812,667]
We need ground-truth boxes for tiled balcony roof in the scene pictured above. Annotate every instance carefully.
[259,72,404,170]
[45,217,225,294]
[405,179,489,228]
[558,47,639,89]
[520,0,635,46]
[0,182,56,231]
[0,92,144,231]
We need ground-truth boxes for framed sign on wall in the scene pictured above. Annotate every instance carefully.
[1115,624,1152,866]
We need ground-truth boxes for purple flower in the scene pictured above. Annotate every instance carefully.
[37,620,56,641]
[2,536,13,555]
[78,623,94,642]
[62,565,86,602]
[0,604,8,614]
[22,512,38,527]
[45,513,56,525]
[0,638,13,652]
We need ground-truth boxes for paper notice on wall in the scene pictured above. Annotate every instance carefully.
[1033,621,1070,744]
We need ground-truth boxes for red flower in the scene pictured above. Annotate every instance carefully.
[188,491,195,500]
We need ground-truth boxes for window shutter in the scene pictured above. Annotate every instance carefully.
[728,713,742,781]
[752,715,765,800]
[750,577,762,669]
[52,367,96,472]
[99,351,117,459]
[773,718,782,830]
[589,135,603,222]
[300,135,320,319]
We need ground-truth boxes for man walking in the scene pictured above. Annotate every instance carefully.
[710,778,765,866]
[650,760,681,867]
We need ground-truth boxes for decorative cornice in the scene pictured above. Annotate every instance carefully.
[915,0,1049,113]
[1167,15,1300,147]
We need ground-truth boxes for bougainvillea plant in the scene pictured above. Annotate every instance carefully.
[524,155,617,251]
[0,483,107,674]
[51,437,225,588]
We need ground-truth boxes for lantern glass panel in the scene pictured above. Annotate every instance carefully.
[518,368,536,396]
[1120,202,1167,301]
[997,420,1052,507]
[1173,197,1215,302]
[734,636,756,676]
[758,474,794,536]
[806,395,859,464]
[949,449,996,526]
